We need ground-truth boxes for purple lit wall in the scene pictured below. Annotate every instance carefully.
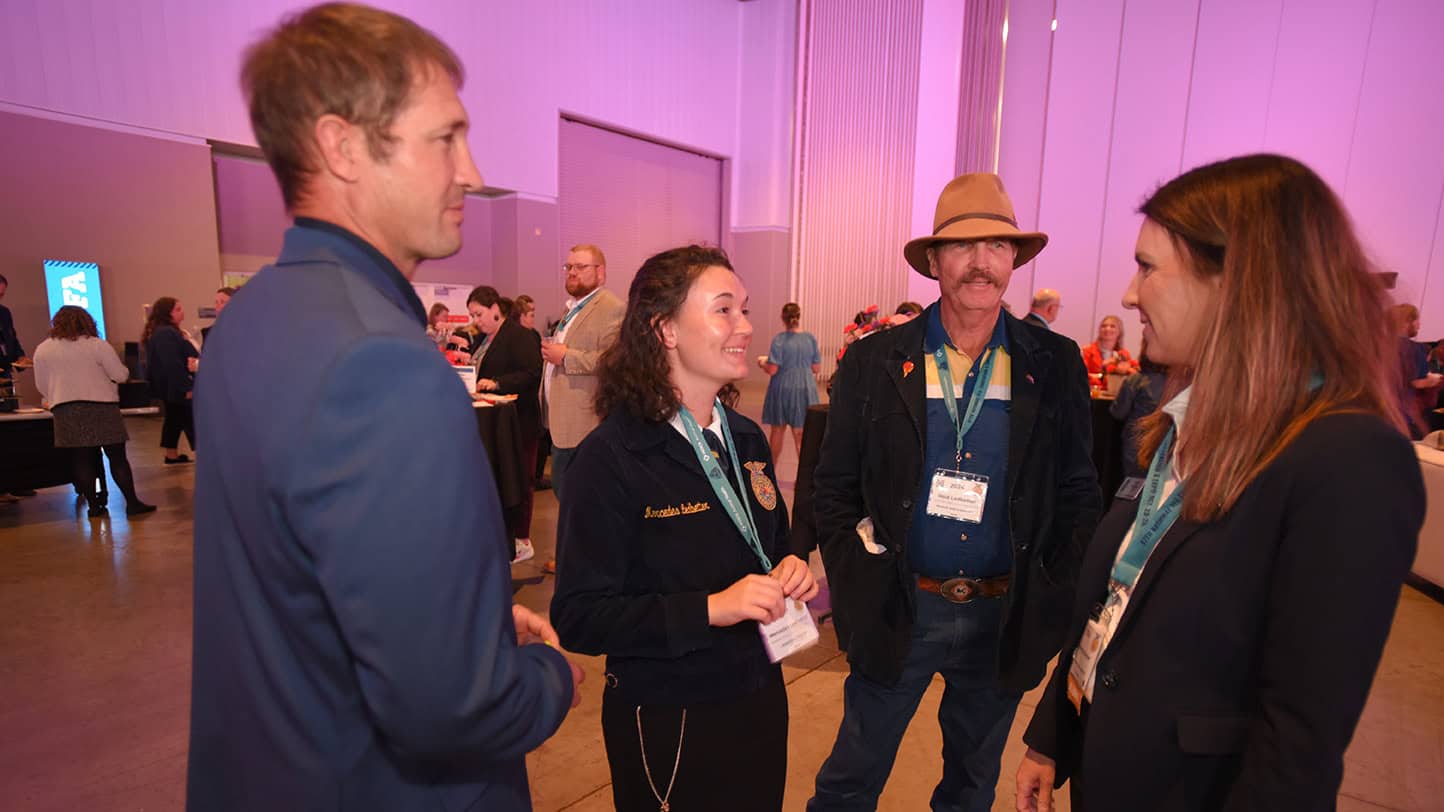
[996,0,1444,348]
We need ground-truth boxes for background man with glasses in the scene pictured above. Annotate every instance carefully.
[539,243,624,571]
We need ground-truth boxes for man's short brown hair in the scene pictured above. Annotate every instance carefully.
[568,244,608,268]
[241,2,463,210]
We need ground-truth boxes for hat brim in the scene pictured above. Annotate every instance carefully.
[903,222,1048,278]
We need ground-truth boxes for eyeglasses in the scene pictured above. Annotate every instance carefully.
[562,263,597,273]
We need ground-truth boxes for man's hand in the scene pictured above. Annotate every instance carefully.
[476,378,498,393]
[768,554,819,602]
[1015,747,1057,811]
[512,604,560,647]
[540,341,567,366]
[512,604,584,707]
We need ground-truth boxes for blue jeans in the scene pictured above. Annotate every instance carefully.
[551,445,577,505]
[809,587,1021,812]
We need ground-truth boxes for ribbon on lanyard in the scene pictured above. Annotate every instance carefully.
[1109,426,1184,589]
[678,400,774,571]
[933,345,998,468]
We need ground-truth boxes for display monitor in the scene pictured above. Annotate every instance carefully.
[43,260,106,339]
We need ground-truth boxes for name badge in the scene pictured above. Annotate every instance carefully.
[927,470,989,524]
[1067,615,1108,714]
[1115,477,1145,501]
[759,598,820,663]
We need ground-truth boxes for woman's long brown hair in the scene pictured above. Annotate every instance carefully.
[1136,154,1403,522]
[142,297,179,344]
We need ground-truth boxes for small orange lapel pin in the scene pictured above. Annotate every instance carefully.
[902,361,915,378]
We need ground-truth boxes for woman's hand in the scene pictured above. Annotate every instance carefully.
[1015,747,1057,811]
[707,574,785,626]
[769,554,819,602]
[477,378,498,393]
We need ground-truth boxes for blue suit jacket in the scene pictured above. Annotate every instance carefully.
[187,221,573,811]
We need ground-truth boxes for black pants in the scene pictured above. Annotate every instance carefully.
[504,430,539,542]
[534,427,552,481]
[160,398,195,451]
[601,672,788,812]
[74,444,140,509]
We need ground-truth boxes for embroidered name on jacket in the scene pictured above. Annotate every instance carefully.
[644,502,712,519]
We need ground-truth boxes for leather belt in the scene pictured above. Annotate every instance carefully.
[916,574,1010,603]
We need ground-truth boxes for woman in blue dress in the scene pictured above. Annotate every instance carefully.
[758,302,820,463]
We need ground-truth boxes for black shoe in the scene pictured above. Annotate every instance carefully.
[88,506,108,519]
[126,502,157,516]
[534,478,552,491]
[10,488,37,497]
[164,455,193,465]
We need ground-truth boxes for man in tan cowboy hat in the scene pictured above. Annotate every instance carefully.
[809,173,1100,811]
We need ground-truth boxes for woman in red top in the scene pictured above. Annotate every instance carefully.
[1081,314,1140,376]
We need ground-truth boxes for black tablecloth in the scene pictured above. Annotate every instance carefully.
[788,400,1126,555]
[0,416,73,492]
[475,402,527,510]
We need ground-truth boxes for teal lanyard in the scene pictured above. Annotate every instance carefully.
[933,344,998,468]
[678,400,773,571]
[553,292,595,336]
[1109,426,1184,589]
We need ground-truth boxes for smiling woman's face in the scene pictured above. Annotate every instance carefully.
[1123,218,1220,367]
[662,265,754,392]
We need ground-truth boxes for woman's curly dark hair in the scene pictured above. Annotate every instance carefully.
[50,305,99,340]
[595,245,741,422]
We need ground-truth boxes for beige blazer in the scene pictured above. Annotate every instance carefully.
[546,288,625,448]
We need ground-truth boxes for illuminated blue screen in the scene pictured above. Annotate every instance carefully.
[43,260,106,340]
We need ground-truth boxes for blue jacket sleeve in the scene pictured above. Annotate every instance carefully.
[282,336,573,762]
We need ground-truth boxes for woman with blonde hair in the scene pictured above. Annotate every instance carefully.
[1017,154,1422,811]
[1081,314,1139,378]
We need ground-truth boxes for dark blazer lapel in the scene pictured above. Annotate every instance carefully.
[1109,518,1206,644]
[1007,317,1046,499]
[884,337,927,439]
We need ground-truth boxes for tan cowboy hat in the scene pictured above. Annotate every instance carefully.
[903,173,1048,277]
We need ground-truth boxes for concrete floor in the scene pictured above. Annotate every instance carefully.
[2,380,1441,810]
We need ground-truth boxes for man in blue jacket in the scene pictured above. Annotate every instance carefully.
[186,5,580,810]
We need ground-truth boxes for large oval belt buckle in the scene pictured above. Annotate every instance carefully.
[939,577,976,603]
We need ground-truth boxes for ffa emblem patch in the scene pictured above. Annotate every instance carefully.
[744,461,778,511]
[902,361,915,378]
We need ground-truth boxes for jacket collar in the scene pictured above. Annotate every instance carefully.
[1005,309,1050,499]
[618,402,765,470]
[281,218,428,326]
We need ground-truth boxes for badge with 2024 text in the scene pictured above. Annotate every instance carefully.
[745,461,778,511]
[926,470,988,524]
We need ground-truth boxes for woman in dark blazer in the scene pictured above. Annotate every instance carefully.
[466,285,543,563]
[1016,154,1424,811]
[143,296,199,463]
[550,245,817,812]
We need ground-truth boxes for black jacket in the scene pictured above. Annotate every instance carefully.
[550,406,792,707]
[0,303,23,371]
[476,318,542,435]
[145,324,198,402]
[1023,412,1422,811]
[815,304,1100,692]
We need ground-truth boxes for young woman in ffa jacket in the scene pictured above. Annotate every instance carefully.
[551,245,818,812]
[1015,154,1424,811]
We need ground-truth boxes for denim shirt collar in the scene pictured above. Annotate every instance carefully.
[923,302,1009,356]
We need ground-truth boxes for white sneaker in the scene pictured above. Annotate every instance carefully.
[511,538,535,565]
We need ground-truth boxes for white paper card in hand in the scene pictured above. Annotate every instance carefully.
[760,598,820,663]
